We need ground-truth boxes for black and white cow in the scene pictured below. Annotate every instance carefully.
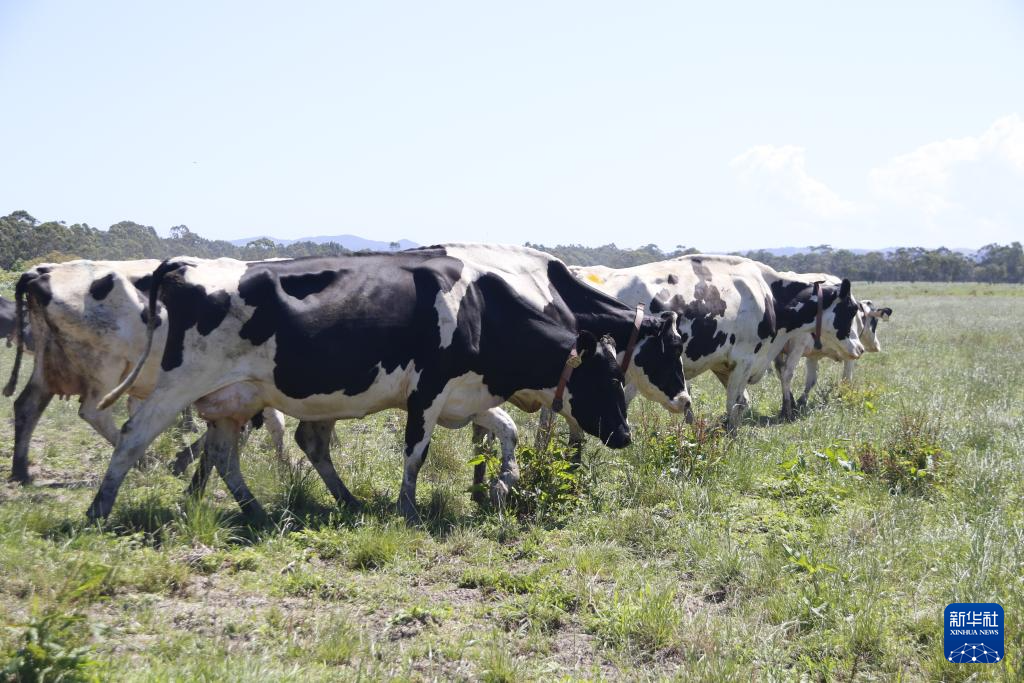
[569,255,866,431]
[772,273,892,418]
[92,245,687,523]
[1,260,285,483]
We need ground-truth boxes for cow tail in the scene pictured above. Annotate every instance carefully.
[2,273,31,397]
[97,261,169,410]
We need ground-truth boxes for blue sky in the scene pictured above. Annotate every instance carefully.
[1,1,1022,251]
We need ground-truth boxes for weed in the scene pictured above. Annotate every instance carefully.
[588,582,683,655]
[476,632,523,683]
[314,618,363,666]
[347,522,419,570]
[508,442,580,519]
[1,611,99,683]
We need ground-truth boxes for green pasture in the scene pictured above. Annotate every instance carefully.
[0,282,1021,681]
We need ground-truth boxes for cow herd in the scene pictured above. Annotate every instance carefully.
[1,245,891,525]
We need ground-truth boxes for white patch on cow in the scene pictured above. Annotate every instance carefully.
[434,262,470,348]
[436,371,504,423]
[440,244,558,312]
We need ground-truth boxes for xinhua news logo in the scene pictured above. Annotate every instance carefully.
[944,603,1004,664]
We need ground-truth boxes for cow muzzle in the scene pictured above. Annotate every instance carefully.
[843,340,865,361]
[666,390,692,415]
[605,425,632,449]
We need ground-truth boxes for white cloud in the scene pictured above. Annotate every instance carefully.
[730,115,1024,247]
[868,114,1024,216]
[730,145,856,219]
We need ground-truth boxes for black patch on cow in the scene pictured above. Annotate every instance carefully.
[89,273,116,301]
[648,261,730,362]
[729,333,736,345]
[754,342,762,353]
[197,291,231,335]
[36,266,51,275]
[757,296,777,340]
[667,274,678,284]
[131,274,153,293]
[156,261,232,371]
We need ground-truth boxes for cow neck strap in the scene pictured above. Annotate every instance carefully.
[551,347,582,414]
[619,303,645,374]
[811,281,824,350]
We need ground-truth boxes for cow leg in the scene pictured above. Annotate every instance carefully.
[171,432,207,475]
[78,393,121,447]
[11,379,53,483]
[263,408,287,461]
[294,420,360,509]
[534,406,557,452]
[205,418,267,523]
[798,358,820,407]
[777,351,802,421]
[86,397,190,520]
[842,360,856,383]
[470,423,494,505]
[568,423,585,463]
[185,442,214,498]
[683,379,695,424]
[724,366,753,433]
[398,394,447,525]
[472,408,519,507]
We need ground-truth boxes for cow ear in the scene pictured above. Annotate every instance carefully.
[880,307,892,320]
[839,278,852,299]
[576,330,598,359]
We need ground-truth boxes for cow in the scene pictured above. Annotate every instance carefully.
[91,245,687,524]
[0,296,33,349]
[566,255,866,432]
[772,275,892,419]
[1,260,285,484]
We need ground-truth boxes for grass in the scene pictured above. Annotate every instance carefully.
[0,281,1022,680]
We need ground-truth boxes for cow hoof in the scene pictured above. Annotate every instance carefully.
[86,500,111,522]
[9,471,32,486]
[398,499,423,527]
[340,496,363,513]
[490,480,510,508]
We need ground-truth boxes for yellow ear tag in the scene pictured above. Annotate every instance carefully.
[586,273,604,285]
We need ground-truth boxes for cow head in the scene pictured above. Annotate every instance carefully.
[819,279,865,361]
[564,331,631,448]
[857,300,892,353]
[630,311,690,414]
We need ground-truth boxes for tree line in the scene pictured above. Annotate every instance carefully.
[3,211,1022,282]
[0,211,352,270]
[526,242,1024,283]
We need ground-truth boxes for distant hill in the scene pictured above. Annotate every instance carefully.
[229,234,419,251]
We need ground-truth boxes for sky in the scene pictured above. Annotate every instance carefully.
[1,1,1022,252]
